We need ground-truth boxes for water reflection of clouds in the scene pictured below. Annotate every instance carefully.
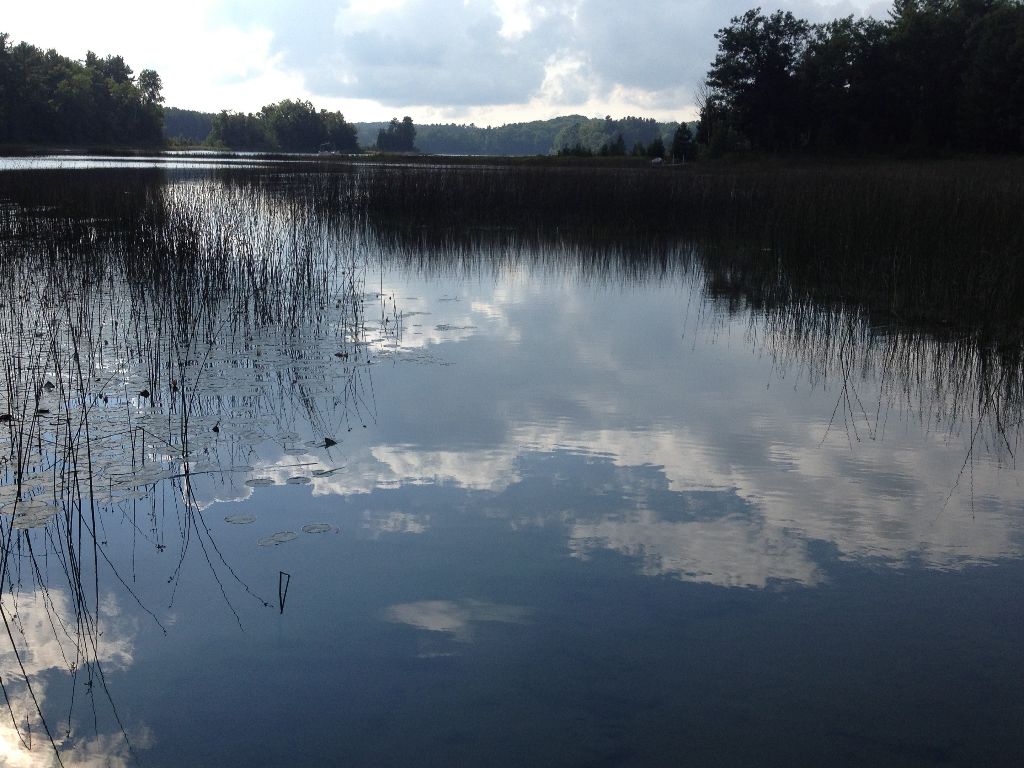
[186,269,1024,588]
[0,590,143,767]
[370,446,520,492]
[384,599,531,643]
[362,510,428,537]
[569,509,823,589]
[187,385,1022,586]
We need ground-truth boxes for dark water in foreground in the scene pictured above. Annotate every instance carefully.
[0,163,1022,767]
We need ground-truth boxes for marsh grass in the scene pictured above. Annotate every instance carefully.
[0,166,398,764]
[365,215,1024,479]
[331,159,1024,338]
[0,159,1020,764]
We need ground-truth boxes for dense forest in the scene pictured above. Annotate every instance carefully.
[206,100,359,152]
[0,32,163,146]
[702,0,1024,154]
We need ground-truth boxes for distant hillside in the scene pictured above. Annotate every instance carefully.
[164,107,214,143]
[164,108,688,155]
[355,115,686,156]
[355,116,584,155]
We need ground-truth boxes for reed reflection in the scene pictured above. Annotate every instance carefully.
[359,225,1024,583]
[0,163,1022,764]
[0,167,394,764]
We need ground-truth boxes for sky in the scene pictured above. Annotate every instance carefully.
[6,0,887,125]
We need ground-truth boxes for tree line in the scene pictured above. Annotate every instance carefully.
[0,33,163,146]
[187,104,419,153]
[207,100,361,152]
[700,0,1024,155]
[554,116,699,161]
[7,3,1024,159]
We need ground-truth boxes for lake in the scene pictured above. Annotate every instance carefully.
[0,161,1022,767]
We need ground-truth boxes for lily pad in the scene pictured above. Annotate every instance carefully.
[245,478,275,487]
[13,508,56,528]
[10,499,52,512]
[257,531,297,546]
[302,523,332,534]
[225,514,257,524]
[285,476,311,485]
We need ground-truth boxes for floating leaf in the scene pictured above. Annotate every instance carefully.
[245,478,274,487]
[257,531,297,546]
[302,523,332,534]
[1,500,49,516]
[285,476,311,485]
[13,506,56,528]
[225,514,257,524]
[311,468,341,477]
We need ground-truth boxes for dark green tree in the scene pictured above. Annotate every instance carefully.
[0,33,165,146]
[260,99,325,152]
[138,69,163,106]
[208,110,272,150]
[671,123,697,161]
[321,110,359,152]
[959,3,1024,151]
[646,135,665,158]
[706,8,811,151]
[376,116,417,151]
[798,16,888,151]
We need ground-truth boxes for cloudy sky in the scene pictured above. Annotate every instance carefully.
[6,0,885,124]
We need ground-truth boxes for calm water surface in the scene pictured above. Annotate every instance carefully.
[1,166,1022,767]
